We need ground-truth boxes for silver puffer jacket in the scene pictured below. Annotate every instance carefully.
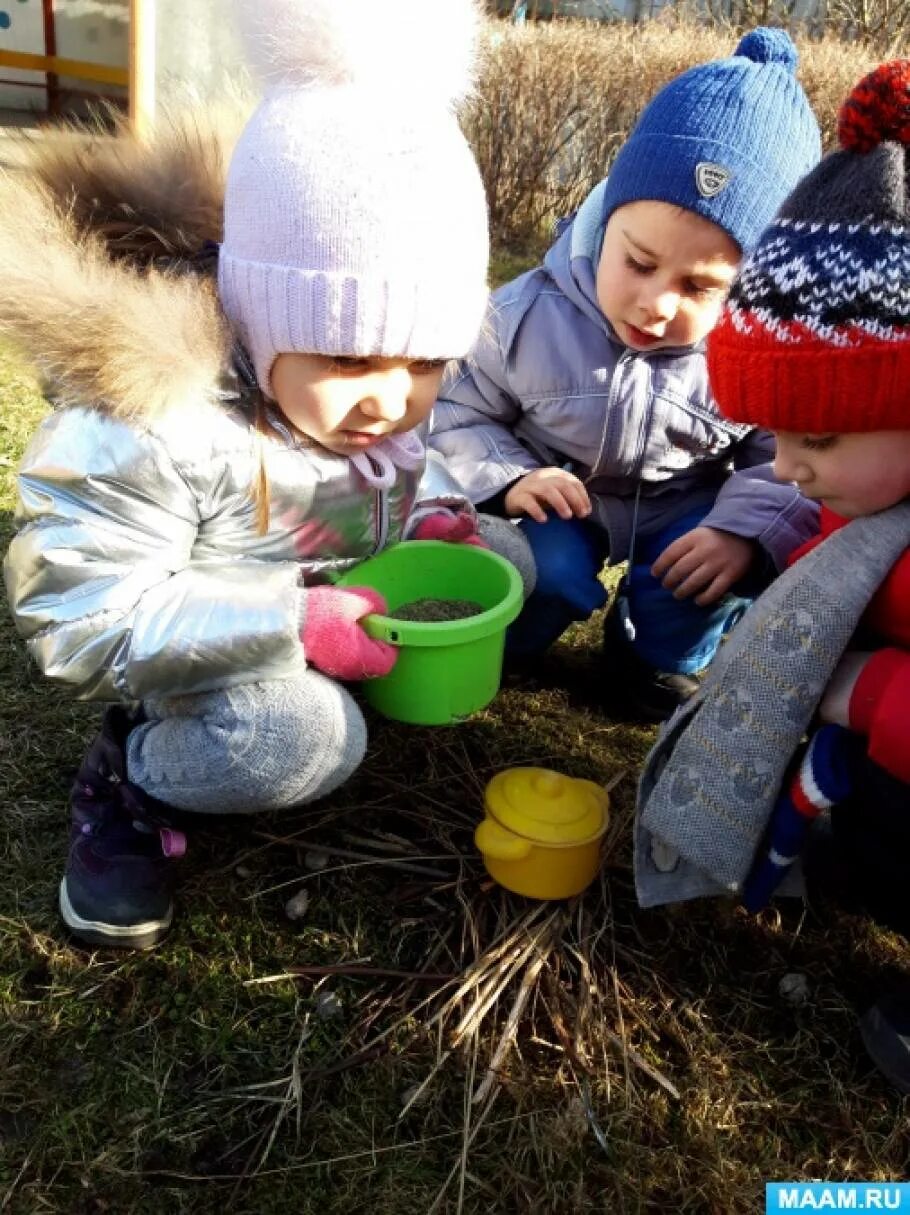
[6,396,468,703]
[0,118,470,703]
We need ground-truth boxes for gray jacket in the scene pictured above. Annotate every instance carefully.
[430,182,818,565]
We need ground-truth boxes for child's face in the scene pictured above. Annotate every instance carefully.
[773,430,910,518]
[270,354,446,456]
[596,200,740,352]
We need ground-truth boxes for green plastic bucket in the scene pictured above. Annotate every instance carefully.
[335,540,523,725]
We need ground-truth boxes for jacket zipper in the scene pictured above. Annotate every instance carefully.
[587,348,658,485]
[589,349,632,480]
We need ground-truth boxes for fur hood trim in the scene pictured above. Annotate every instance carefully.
[0,105,252,422]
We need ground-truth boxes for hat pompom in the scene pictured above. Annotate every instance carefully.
[234,0,480,108]
[734,28,798,71]
[838,59,910,153]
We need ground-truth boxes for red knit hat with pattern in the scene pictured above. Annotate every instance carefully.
[708,59,910,433]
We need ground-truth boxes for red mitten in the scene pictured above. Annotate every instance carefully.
[301,586,397,680]
[412,511,488,547]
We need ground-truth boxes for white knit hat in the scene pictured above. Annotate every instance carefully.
[218,0,490,397]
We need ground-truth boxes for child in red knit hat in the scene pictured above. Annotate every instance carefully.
[708,59,910,1092]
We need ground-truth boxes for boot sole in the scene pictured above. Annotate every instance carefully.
[59,878,172,950]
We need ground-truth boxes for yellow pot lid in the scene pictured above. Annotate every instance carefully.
[484,767,609,846]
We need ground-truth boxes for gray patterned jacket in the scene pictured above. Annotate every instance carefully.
[635,500,910,908]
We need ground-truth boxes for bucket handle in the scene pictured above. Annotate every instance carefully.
[360,614,403,645]
[321,571,403,643]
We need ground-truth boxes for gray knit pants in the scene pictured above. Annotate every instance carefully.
[477,513,536,598]
[127,670,367,814]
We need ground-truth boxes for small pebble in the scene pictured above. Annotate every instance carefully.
[315,989,342,1020]
[400,1082,429,1110]
[234,864,252,880]
[284,889,310,921]
[778,972,810,1006]
[304,850,331,872]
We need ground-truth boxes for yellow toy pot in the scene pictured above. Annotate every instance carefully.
[475,767,610,900]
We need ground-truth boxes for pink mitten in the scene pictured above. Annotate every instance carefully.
[412,511,488,547]
[302,586,397,680]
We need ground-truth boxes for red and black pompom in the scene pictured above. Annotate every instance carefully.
[838,59,910,153]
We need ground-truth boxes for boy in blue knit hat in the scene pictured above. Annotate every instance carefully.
[430,29,822,720]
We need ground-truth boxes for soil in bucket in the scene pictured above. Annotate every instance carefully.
[389,598,484,623]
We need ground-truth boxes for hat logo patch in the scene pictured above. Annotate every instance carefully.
[695,162,732,198]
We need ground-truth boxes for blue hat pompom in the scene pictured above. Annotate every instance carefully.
[735,27,798,72]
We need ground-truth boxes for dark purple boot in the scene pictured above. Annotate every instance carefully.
[59,706,186,950]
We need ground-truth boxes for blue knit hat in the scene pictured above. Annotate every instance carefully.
[600,28,821,252]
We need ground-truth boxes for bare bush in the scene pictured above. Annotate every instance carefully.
[487,0,910,45]
[466,17,879,246]
[822,0,910,45]
[797,32,879,142]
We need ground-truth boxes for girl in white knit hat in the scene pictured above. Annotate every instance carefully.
[1,0,531,950]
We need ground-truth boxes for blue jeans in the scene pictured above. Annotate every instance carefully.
[506,508,757,674]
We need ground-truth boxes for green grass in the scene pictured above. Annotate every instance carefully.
[1,308,908,1214]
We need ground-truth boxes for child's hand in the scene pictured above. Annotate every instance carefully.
[301,586,398,680]
[651,526,754,606]
[411,510,487,547]
[504,468,591,523]
[818,651,872,727]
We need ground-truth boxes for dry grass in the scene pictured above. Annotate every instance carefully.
[469,18,881,244]
[2,503,908,1213]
